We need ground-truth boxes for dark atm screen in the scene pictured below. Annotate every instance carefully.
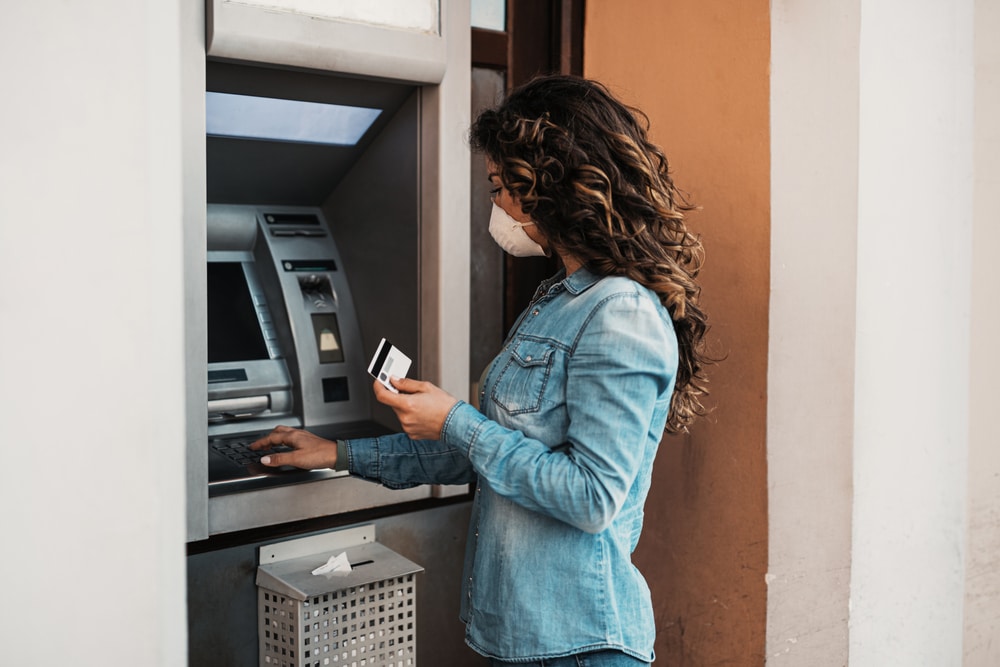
[207,262,270,363]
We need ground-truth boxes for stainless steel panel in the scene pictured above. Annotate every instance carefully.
[208,475,444,535]
[205,0,447,84]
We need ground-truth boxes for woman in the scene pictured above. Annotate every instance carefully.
[251,74,710,666]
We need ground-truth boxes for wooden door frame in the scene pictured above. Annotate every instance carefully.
[472,0,585,332]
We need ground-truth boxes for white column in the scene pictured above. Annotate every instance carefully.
[964,0,1000,663]
[851,1,974,665]
[767,1,859,663]
[0,2,188,663]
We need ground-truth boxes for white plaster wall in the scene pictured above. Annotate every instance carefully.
[767,1,859,663]
[850,0,974,664]
[0,2,188,664]
[964,0,1000,662]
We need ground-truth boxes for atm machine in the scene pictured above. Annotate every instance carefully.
[186,2,476,664]
[205,202,389,494]
[199,63,438,534]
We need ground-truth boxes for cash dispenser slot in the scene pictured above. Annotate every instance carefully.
[207,395,270,421]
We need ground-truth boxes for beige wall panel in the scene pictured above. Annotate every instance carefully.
[965,0,1000,662]
[585,1,770,664]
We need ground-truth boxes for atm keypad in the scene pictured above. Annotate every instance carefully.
[211,438,292,466]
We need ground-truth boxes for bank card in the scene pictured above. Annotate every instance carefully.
[367,337,411,393]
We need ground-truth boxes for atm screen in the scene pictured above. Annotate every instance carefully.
[207,262,270,363]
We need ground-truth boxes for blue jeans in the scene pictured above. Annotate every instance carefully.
[490,649,650,667]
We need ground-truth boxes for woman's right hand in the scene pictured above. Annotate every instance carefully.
[248,425,338,470]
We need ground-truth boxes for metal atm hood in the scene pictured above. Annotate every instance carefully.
[206,60,418,206]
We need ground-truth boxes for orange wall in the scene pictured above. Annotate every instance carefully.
[584,2,770,664]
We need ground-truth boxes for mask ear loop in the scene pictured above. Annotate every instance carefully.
[516,221,552,258]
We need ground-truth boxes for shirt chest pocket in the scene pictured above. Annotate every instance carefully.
[490,339,558,415]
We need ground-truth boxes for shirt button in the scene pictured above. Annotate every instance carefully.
[532,309,539,316]
[525,356,532,361]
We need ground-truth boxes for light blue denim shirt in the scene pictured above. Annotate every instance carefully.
[344,267,678,663]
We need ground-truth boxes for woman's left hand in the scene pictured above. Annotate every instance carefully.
[374,377,459,441]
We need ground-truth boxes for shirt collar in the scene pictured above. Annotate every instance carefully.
[561,266,602,295]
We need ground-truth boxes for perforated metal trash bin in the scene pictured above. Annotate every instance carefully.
[256,536,423,667]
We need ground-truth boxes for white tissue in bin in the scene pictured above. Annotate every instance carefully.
[312,552,353,576]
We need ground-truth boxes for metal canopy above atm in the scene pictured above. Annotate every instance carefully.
[207,60,418,206]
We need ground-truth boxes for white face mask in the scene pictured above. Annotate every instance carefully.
[488,203,547,257]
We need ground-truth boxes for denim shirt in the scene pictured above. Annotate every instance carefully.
[344,267,678,662]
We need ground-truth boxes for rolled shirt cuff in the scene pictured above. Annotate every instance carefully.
[440,401,488,460]
[334,439,349,472]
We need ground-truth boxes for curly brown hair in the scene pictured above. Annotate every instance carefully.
[470,74,710,433]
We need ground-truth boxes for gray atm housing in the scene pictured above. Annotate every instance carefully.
[188,5,473,665]
[202,61,431,535]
